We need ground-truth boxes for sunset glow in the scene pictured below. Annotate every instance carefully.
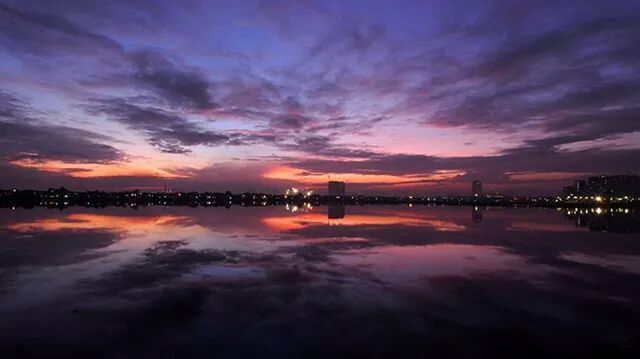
[2,1,640,357]
[262,212,466,231]
[8,213,190,232]
[1,0,639,195]
[263,166,465,186]
[10,159,187,178]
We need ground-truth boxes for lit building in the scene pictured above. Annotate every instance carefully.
[328,181,345,196]
[563,175,640,198]
[587,175,640,196]
[472,180,483,197]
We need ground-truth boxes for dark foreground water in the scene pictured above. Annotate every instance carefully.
[1,205,639,358]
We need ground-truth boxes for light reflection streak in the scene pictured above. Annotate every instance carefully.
[8,213,190,233]
[261,212,466,232]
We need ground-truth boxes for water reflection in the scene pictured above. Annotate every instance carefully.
[327,203,345,220]
[564,207,640,233]
[1,206,640,357]
[472,206,484,223]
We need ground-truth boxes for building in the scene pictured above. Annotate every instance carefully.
[472,180,483,197]
[564,175,640,197]
[485,191,504,200]
[563,185,576,197]
[574,180,587,193]
[587,175,640,196]
[328,181,345,196]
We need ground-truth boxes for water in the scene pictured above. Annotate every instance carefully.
[1,205,639,357]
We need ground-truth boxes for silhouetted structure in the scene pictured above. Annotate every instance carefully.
[328,181,345,196]
[328,204,346,219]
[563,185,575,197]
[472,206,484,223]
[472,180,483,197]
[587,175,640,196]
[563,175,640,198]
[564,208,640,233]
[1,187,638,209]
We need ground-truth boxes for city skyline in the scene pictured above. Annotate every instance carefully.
[2,1,640,195]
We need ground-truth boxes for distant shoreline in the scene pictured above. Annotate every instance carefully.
[1,188,639,209]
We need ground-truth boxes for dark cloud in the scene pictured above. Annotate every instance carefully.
[468,16,640,83]
[1,4,216,113]
[0,2,125,68]
[85,240,256,294]
[279,135,378,159]
[0,2,115,45]
[131,50,216,110]
[0,121,124,163]
[268,114,309,130]
[0,91,123,163]
[308,23,386,58]
[0,228,119,269]
[86,99,228,153]
[0,91,30,118]
[419,12,640,138]
[287,145,640,193]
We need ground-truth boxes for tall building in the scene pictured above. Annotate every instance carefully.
[574,180,586,193]
[328,181,345,196]
[472,180,483,197]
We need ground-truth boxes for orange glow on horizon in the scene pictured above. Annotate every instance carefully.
[261,212,466,232]
[10,158,187,179]
[262,166,464,186]
[8,213,189,233]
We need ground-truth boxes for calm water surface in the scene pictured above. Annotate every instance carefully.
[1,205,639,358]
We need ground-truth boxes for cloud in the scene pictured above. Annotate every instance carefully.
[131,50,216,110]
[86,98,228,154]
[0,121,123,162]
[0,91,123,163]
[278,135,378,159]
[1,3,217,113]
[0,2,125,64]
[285,145,640,194]
[269,114,309,130]
[419,13,640,137]
[308,24,386,58]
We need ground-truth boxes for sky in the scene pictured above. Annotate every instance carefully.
[1,0,639,195]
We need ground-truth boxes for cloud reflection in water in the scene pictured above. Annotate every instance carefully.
[0,205,639,357]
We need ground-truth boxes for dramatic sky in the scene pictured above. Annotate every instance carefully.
[1,0,639,194]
